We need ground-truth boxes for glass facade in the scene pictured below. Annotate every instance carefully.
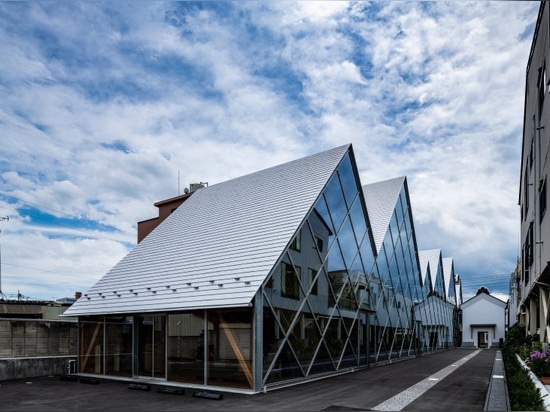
[78,308,253,389]
[75,148,459,392]
[367,185,438,361]
[261,152,374,386]
[79,316,104,374]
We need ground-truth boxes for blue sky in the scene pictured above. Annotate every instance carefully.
[0,1,540,302]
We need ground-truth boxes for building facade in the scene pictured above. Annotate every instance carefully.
[65,144,460,393]
[461,288,506,348]
[519,1,550,342]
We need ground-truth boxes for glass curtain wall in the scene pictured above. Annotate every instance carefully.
[105,316,133,377]
[371,187,420,362]
[207,309,253,389]
[166,308,253,389]
[428,264,446,349]
[136,315,166,379]
[79,309,253,389]
[79,316,104,374]
[368,185,437,362]
[79,315,162,378]
[167,311,205,385]
[261,152,376,386]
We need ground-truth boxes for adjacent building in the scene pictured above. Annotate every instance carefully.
[65,143,461,393]
[507,260,520,330]
[519,1,550,342]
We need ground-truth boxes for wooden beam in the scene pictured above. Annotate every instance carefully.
[80,322,101,372]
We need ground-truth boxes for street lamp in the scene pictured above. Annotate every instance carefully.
[0,216,9,300]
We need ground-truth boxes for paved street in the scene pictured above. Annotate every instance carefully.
[1,348,504,411]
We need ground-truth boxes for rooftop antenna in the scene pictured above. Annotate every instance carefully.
[0,216,9,300]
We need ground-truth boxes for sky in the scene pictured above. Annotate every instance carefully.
[0,1,540,303]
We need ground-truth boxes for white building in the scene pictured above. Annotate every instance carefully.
[461,288,506,348]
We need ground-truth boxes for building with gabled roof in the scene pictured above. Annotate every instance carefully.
[362,176,406,253]
[417,250,459,348]
[363,176,439,359]
[461,287,506,348]
[420,249,446,298]
[442,258,462,346]
[442,258,457,305]
[65,144,457,393]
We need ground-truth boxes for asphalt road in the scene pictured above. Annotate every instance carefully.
[1,348,501,411]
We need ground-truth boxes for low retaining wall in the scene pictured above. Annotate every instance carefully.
[0,356,76,381]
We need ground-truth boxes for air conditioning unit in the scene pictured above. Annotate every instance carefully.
[189,182,208,193]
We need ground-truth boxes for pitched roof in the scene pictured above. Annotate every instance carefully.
[65,144,351,316]
[419,249,443,291]
[418,250,429,285]
[442,257,454,301]
[362,176,405,253]
[419,249,449,301]
[461,291,507,309]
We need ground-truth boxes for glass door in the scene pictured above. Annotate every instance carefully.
[136,315,166,379]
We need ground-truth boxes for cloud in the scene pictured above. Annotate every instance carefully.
[0,1,539,300]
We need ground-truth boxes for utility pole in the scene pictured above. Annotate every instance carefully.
[0,216,9,300]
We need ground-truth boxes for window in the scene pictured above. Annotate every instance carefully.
[290,231,301,252]
[540,178,547,223]
[281,262,300,299]
[314,236,323,253]
[524,167,530,218]
[526,222,533,267]
[529,139,534,170]
[539,64,547,118]
[524,222,534,285]
[308,268,318,295]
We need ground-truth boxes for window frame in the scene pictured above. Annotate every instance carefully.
[308,268,318,295]
[281,262,301,300]
[540,178,547,223]
[290,231,301,252]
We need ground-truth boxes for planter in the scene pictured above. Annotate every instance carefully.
[516,354,550,410]
[542,376,550,385]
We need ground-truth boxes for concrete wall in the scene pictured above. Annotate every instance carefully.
[0,319,77,358]
[0,356,76,381]
[0,319,78,381]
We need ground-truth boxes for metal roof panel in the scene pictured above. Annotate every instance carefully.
[362,177,405,253]
[65,144,351,316]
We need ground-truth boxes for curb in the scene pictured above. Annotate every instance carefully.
[484,350,510,411]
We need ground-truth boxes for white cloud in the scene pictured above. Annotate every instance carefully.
[0,1,539,300]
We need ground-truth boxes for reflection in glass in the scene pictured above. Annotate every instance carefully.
[261,151,375,386]
[105,316,133,377]
[207,309,253,389]
[72,149,457,391]
[79,317,104,374]
[167,312,205,385]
